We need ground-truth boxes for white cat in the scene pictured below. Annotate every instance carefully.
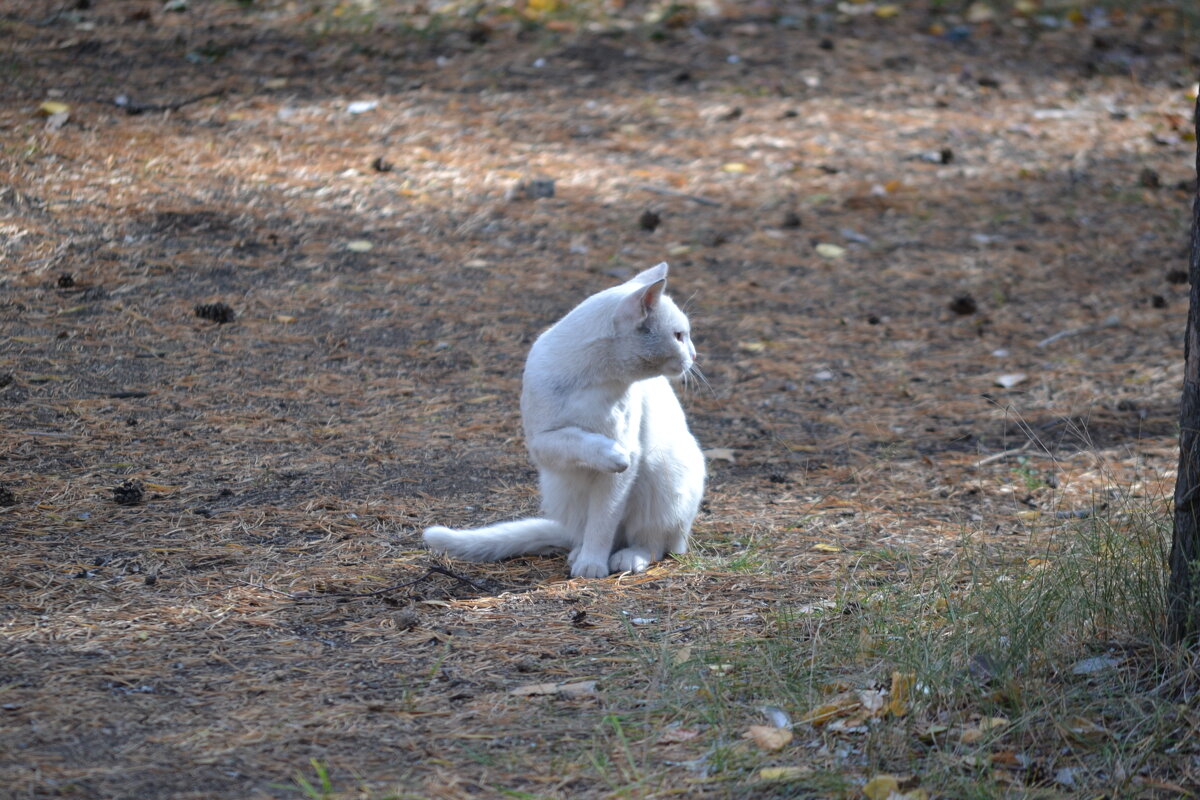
[423,262,705,578]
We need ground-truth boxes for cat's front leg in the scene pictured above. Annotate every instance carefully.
[529,427,631,473]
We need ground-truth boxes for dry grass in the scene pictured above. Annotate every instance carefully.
[1,1,1198,797]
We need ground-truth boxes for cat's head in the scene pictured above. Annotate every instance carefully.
[612,262,695,380]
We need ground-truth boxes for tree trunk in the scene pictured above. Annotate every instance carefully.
[1168,95,1200,646]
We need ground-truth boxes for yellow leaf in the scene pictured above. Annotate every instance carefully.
[738,340,766,353]
[743,725,793,751]
[886,671,914,717]
[672,645,693,665]
[883,179,903,193]
[812,543,842,553]
[526,0,559,16]
[863,775,900,800]
[721,162,749,173]
[1014,0,1037,14]
[1061,715,1111,741]
[874,4,901,18]
[799,691,859,726]
[274,315,297,324]
[815,243,846,259]
[965,2,995,23]
[38,100,70,116]
[758,766,812,781]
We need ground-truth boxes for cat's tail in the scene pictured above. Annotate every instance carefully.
[423,518,570,562]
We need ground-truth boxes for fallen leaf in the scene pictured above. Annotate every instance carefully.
[886,672,914,717]
[812,543,843,553]
[815,243,846,259]
[510,680,596,698]
[45,111,69,131]
[917,723,950,742]
[346,240,373,252]
[758,766,812,781]
[658,727,701,744]
[965,2,995,23]
[1060,715,1111,741]
[672,645,693,665]
[961,716,1008,744]
[744,725,793,751]
[721,162,748,173]
[863,775,900,800]
[799,691,859,726]
[874,4,901,18]
[38,100,70,116]
[994,373,1027,388]
[738,340,767,353]
[274,315,297,323]
[702,448,736,463]
[858,689,887,716]
[759,705,792,729]
[1070,655,1121,675]
[463,259,490,269]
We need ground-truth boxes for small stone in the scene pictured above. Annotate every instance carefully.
[1151,294,1167,308]
[112,479,145,506]
[638,209,661,232]
[371,156,394,172]
[506,178,555,201]
[57,273,75,288]
[949,294,978,315]
[1138,167,1161,189]
[396,606,421,630]
[1166,268,1189,285]
[780,210,802,229]
[194,302,235,324]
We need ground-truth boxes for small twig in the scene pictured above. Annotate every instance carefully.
[974,441,1032,467]
[106,89,226,116]
[636,184,721,207]
[1036,314,1120,349]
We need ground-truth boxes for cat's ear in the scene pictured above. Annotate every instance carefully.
[630,262,669,285]
[619,278,667,321]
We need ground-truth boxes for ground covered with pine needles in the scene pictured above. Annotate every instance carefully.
[2,2,1198,797]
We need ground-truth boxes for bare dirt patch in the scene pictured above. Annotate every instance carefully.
[1,2,1196,797]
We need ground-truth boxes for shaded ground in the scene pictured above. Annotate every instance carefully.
[1,1,1197,797]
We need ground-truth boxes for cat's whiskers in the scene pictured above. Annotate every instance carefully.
[686,363,715,397]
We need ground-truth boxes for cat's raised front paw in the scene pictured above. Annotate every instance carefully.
[571,558,611,579]
[595,441,631,473]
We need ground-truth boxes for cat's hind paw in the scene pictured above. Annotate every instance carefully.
[609,547,652,574]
